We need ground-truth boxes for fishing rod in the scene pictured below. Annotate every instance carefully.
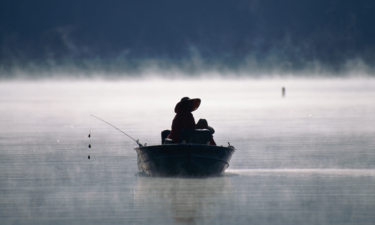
[90,114,144,147]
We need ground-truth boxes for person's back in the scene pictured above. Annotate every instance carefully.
[196,118,216,146]
[168,107,196,143]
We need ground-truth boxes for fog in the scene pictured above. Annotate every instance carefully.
[1,76,375,224]
[1,57,374,81]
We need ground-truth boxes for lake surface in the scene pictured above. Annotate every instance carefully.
[1,78,375,224]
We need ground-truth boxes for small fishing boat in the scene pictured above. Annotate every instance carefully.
[134,129,236,177]
[88,115,235,177]
[134,144,235,177]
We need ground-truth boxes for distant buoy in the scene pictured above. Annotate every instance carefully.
[88,155,90,159]
[88,144,91,148]
[282,87,285,97]
[88,134,91,138]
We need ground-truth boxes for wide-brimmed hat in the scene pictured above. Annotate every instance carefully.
[174,97,201,113]
[196,118,215,134]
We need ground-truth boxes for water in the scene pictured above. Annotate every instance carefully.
[1,78,375,224]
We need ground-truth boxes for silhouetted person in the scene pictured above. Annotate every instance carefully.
[166,97,201,143]
[196,118,216,146]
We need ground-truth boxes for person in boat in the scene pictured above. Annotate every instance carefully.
[196,118,217,146]
[166,97,201,143]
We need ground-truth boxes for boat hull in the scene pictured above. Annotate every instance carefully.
[134,144,235,177]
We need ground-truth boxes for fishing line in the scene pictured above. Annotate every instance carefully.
[88,115,91,149]
[90,114,143,147]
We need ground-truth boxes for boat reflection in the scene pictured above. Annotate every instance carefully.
[134,174,233,224]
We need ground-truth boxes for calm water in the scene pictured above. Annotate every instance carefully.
[1,78,375,224]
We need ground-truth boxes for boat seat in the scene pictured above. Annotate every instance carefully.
[161,130,171,144]
[180,129,211,145]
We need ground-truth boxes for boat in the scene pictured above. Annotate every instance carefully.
[89,115,235,177]
[134,144,235,177]
[134,129,236,177]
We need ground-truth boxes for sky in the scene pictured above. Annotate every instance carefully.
[1,0,375,77]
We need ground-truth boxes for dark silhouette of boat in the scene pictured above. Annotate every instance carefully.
[134,129,235,177]
[134,144,235,177]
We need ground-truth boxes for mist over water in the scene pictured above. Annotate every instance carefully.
[1,76,375,224]
[1,0,375,80]
[1,58,375,81]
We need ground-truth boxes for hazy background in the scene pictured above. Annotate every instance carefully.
[1,0,375,79]
[1,2,375,223]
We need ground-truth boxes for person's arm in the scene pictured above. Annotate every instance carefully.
[210,136,216,146]
[167,114,182,143]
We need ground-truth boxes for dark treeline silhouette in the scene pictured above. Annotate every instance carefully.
[1,0,374,74]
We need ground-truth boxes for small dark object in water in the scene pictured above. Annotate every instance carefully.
[88,155,90,159]
[88,134,91,138]
[88,144,91,148]
[282,87,286,97]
